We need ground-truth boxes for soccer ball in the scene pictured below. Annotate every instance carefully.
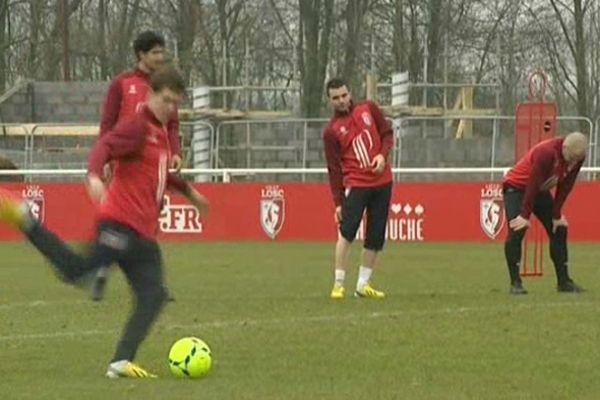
[168,337,212,378]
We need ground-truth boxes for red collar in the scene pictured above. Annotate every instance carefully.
[133,67,150,80]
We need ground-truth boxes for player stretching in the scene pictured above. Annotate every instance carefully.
[503,132,587,294]
[323,78,393,299]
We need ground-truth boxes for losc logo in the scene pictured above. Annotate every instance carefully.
[159,195,203,233]
[361,111,372,127]
[480,183,505,239]
[22,185,45,223]
[260,185,285,239]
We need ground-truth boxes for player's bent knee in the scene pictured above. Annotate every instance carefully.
[364,244,383,252]
[339,227,357,243]
[507,228,526,241]
[364,239,384,252]
[340,232,355,244]
[553,226,568,238]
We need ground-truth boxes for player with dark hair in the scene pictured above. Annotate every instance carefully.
[93,30,183,301]
[323,77,393,299]
[503,132,587,295]
[0,66,209,378]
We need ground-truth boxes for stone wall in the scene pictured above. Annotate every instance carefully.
[0,82,530,182]
[0,81,108,123]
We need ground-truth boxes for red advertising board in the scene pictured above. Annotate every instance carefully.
[0,182,599,242]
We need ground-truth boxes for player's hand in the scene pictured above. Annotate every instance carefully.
[371,154,386,175]
[334,206,342,225]
[552,216,568,233]
[171,155,183,172]
[188,188,210,217]
[509,215,530,231]
[86,174,106,204]
[102,163,113,182]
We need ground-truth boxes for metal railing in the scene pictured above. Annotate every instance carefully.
[214,118,329,181]
[395,115,595,180]
[0,116,598,183]
[2,167,600,183]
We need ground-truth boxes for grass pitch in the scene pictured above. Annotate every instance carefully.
[0,241,599,399]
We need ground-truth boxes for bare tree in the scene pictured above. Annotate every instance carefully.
[173,0,200,84]
[425,0,443,83]
[111,0,141,74]
[342,0,369,90]
[97,0,108,79]
[392,0,406,71]
[0,0,8,92]
[0,0,598,121]
[298,0,333,116]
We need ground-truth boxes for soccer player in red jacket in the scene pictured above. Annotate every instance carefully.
[0,67,209,378]
[92,30,182,301]
[99,30,182,169]
[323,78,393,299]
[503,132,587,295]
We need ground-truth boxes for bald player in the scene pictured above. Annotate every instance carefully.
[502,132,587,295]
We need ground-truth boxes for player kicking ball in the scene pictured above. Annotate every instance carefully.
[0,66,209,378]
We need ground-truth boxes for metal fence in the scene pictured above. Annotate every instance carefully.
[213,115,597,182]
[0,116,598,183]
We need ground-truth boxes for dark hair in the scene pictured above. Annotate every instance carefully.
[133,31,165,59]
[150,66,186,94]
[326,78,348,96]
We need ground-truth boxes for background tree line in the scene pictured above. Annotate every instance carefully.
[0,0,598,117]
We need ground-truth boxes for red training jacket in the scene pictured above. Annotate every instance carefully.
[503,137,583,219]
[99,67,181,156]
[323,101,394,206]
[89,106,188,239]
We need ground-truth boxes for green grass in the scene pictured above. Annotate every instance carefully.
[1,241,600,399]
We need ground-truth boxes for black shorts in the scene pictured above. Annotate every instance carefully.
[339,183,392,251]
[502,185,555,237]
[89,221,165,294]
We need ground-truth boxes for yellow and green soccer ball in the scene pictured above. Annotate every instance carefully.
[168,337,212,378]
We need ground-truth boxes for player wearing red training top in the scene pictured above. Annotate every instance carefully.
[92,30,182,301]
[502,132,587,295]
[99,30,182,167]
[323,78,393,300]
[0,67,209,378]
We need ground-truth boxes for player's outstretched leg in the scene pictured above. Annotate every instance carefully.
[90,267,109,301]
[0,190,92,284]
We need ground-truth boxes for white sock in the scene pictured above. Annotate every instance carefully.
[334,269,346,285]
[356,266,373,290]
[109,360,128,370]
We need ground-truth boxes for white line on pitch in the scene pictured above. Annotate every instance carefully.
[0,300,594,343]
[0,299,89,310]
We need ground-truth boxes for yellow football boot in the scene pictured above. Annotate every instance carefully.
[355,283,385,299]
[105,361,157,379]
[330,283,345,299]
[0,190,27,229]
